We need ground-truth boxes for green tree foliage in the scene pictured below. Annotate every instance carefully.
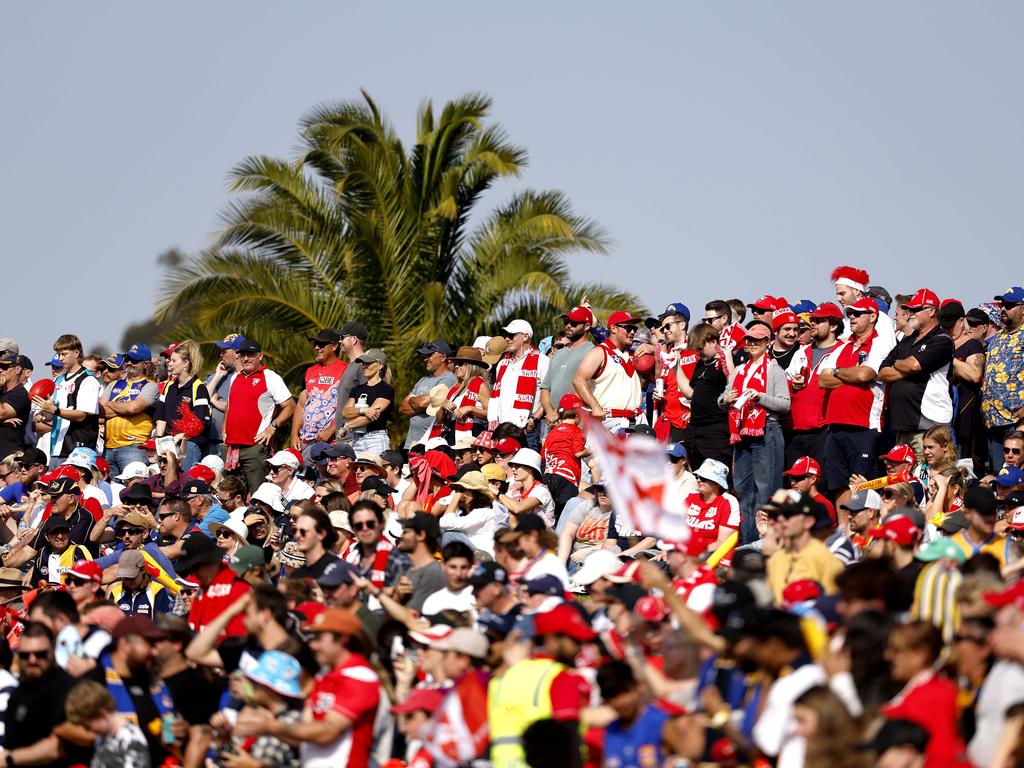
[157,91,644,393]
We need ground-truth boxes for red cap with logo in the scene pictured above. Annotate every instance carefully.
[747,295,778,311]
[562,305,595,324]
[867,514,921,546]
[607,311,641,327]
[493,438,521,455]
[161,342,183,358]
[902,289,940,310]
[847,297,879,315]
[881,444,917,465]
[783,457,821,477]
[66,560,103,584]
[810,302,844,320]
[558,393,583,412]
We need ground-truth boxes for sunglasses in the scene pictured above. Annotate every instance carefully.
[16,649,49,661]
[215,529,235,539]
[845,310,869,318]
[45,529,70,538]
[615,325,638,334]
[1005,447,1022,455]
[120,528,146,537]
[351,520,377,531]
[294,528,315,537]
[952,633,986,644]
[67,577,93,587]
[703,315,723,323]
[158,511,177,520]
[552,343,568,350]
[265,465,288,473]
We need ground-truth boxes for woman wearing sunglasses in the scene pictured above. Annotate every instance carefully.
[339,349,394,454]
[208,517,249,560]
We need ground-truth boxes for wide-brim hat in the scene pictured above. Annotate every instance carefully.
[424,383,451,417]
[451,471,496,499]
[482,337,507,365]
[507,448,543,475]
[451,345,485,366]
[244,650,303,699]
[209,517,249,543]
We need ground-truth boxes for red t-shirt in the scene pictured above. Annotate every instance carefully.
[188,565,250,639]
[225,366,291,445]
[659,349,698,428]
[303,653,381,767]
[685,493,740,550]
[543,422,586,484]
[822,331,886,431]
[550,667,592,721]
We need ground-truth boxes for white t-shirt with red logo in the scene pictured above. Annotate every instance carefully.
[300,359,347,444]
[301,653,381,768]
[224,367,292,445]
[685,492,740,550]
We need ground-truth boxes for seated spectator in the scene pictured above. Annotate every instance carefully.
[498,448,555,528]
[439,471,499,556]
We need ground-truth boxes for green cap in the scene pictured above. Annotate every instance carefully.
[915,537,967,565]
[228,545,267,576]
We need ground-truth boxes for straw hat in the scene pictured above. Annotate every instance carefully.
[452,471,496,499]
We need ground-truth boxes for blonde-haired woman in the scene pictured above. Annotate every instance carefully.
[155,339,211,471]
[340,349,394,454]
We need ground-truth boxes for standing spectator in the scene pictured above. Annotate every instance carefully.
[945,302,987,472]
[982,287,1024,472]
[433,346,490,446]
[235,608,380,767]
[879,290,955,453]
[676,322,735,468]
[819,298,893,507]
[332,322,370,438]
[292,329,346,453]
[100,344,158,477]
[785,302,843,467]
[573,312,647,432]
[0,352,28,459]
[768,310,802,370]
[720,324,790,543]
[33,334,102,466]
[400,339,456,449]
[155,340,212,472]
[651,303,691,441]
[831,265,897,346]
[339,349,394,454]
[224,339,296,495]
[207,332,245,456]
[540,305,595,432]
[489,319,549,447]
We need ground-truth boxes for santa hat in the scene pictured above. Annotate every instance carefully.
[830,266,869,292]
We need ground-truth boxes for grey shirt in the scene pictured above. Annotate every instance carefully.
[403,371,457,448]
[405,560,447,614]
[333,361,367,431]
[540,342,594,407]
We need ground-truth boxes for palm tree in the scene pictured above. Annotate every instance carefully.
[157,90,644,393]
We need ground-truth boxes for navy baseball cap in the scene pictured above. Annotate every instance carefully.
[322,443,356,460]
[524,574,565,597]
[994,287,1024,304]
[214,333,246,350]
[416,339,454,357]
[658,302,691,322]
[317,559,359,589]
[124,343,152,362]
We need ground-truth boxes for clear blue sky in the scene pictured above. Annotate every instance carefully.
[2,2,1022,366]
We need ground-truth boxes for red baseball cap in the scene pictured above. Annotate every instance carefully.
[493,438,521,455]
[533,603,597,641]
[186,465,217,484]
[558,393,583,412]
[810,302,843,320]
[902,289,940,310]
[562,305,595,324]
[782,579,823,606]
[784,457,821,477]
[846,297,879,315]
[881,444,917,465]
[161,342,183,358]
[984,580,1024,608]
[747,295,778,311]
[659,537,706,558]
[607,311,641,327]
[391,687,446,715]
[94,457,110,476]
[66,560,103,584]
[634,594,669,622]
[771,311,800,332]
[867,514,921,546]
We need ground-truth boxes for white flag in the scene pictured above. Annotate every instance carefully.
[582,413,690,542]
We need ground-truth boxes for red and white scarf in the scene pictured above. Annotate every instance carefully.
[728,355,770,445]
[429,377,484,439]
[345,536,395,589]
[491,348,541,412]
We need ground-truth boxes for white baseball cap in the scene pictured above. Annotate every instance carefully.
[116,461,150,481]
[501,319,533,337]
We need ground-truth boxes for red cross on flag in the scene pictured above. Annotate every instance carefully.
[582,413,690,542]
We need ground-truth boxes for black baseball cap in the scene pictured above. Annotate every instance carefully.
[41,515,71,534]
[309,329,342,345]
[964,485,997,518]
[237,339,262,354]
[339,322,369,342]
[416,339,454,357]
[467,561,509,587]
[175,534,226,576]
[859,719,930,755]
[510,513,546,534]
[17,448,47,467]
[380,449,404,468]
[322,443,356,460]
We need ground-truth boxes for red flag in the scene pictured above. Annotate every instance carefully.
[581,412,690,542]
[422,672,490,767]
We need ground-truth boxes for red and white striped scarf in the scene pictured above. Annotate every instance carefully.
[491,348,541,412]
[345,536,395,589]
[430,377,484,439]
[728,355,770,445]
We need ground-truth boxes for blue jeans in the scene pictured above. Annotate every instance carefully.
[105,445,148,477]
[733,422,784,545]
[181,440,203,473]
